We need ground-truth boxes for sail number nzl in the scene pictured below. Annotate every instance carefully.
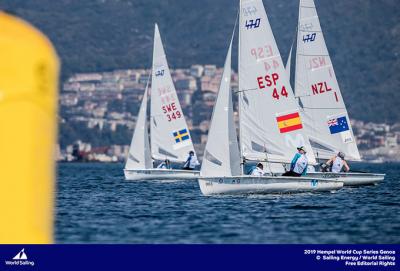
[311,81,338,102]
[257,72,289,100]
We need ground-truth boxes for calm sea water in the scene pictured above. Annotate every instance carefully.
[56,162,400,244]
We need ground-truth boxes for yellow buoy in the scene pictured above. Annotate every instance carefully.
[0,11,59,243]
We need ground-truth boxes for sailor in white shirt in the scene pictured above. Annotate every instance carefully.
[251,163,265,176]
[183,151,200,170]
[282,146,308,177]
[326,152,350,173]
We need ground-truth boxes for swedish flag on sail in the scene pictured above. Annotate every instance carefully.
[173,129,189,143]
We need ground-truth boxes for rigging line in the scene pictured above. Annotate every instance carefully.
[297,53,329,57]
[236,2,245,174]
[302,106,346,110]
[254,54,281,62]
[244,158,289,164]
[299,30,323,33]
[299,15,319,20]
[295,94,312,98]
[234,88,258,94]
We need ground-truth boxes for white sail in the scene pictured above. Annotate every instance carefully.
[150,24,196,162]
[239,0,316,164]
[201,40,241,177]
[294,0,361,161]
[125,83,152,170]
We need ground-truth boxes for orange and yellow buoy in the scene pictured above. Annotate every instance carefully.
[0,11,59,243]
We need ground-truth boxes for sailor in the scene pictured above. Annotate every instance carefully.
[157,159,171,169]
[283,146,308,177]
[325,152,350,173]
[183,151,199,170]
[251,163,265,176]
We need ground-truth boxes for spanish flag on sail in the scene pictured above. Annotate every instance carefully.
[276,112,303,133]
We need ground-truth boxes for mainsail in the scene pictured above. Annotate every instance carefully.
[150,24,196,162]
[294,0,361,160]
[125,83,152,170]
[201,39,241,177]
[239,0,316,164]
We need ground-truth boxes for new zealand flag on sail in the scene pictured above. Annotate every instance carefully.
[328,116,350,134]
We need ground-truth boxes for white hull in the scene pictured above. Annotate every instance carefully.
[124,168,199,181]
[198,176,343,196]
[307,172,385,186]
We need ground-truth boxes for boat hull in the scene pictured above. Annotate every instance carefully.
[307,172,385,186]
[198,176,343,196]
[124,168,200,181]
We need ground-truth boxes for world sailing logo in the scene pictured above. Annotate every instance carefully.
[13,248,27,260]
[5,248,35,267]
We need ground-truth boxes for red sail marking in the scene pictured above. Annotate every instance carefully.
[280,124,303,133]
[276,112,300,122]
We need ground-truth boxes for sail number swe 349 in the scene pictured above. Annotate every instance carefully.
[162,102,182,122]
[257,72,288,100]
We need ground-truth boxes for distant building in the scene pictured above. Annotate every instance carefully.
[79,83,96,92]
[385,134,398,148]
[95,82,122,92]
[108,112,125,120]
[92,107,107,118]
[63,82,80,91]
[60,94,78,106]
[178,89,193,106]
[175,77,197,90]
[202,91,217,106]
[190,65,204,78]
[128,71,141,83]
[69,73,102,83]
[139,72,151,85]
[204,65,217,77]
[102,72,120,83]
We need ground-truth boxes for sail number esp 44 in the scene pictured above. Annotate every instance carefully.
[257,72,289,100]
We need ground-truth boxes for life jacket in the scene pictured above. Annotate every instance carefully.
[293,154,308,174]
[331,156,344,173]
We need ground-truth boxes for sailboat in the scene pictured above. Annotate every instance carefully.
[289,0,384,185]
[124,24,200,181]
[198,0,343,195]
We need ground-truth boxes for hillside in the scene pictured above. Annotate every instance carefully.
[1,0,399,123]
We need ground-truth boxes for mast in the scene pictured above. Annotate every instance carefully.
[238,0,244,174]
